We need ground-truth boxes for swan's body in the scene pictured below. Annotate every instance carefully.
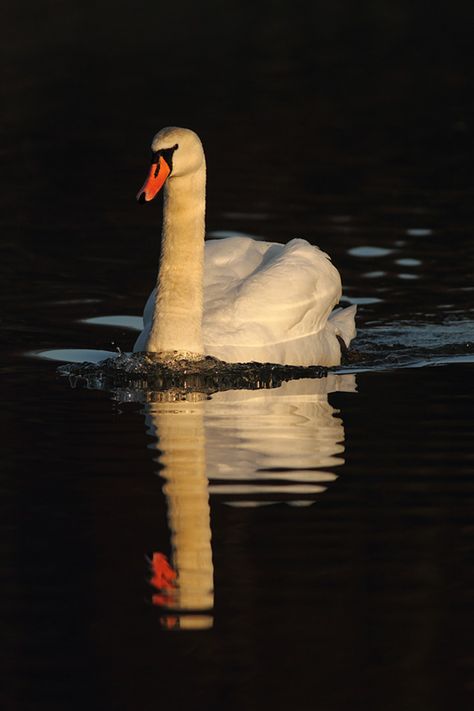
[134,127,356,366]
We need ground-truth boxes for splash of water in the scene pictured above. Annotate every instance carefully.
[58,352,328,402]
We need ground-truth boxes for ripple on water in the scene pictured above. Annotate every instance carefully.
[82,315,143,330]
[363,271,386,278]
[348,246,394,257]
[395,258,422,266]
[340,320,474,373]
[35,348,117,363]
[343,296,383,305]
[406,228,433,237]
[207,230,265,240]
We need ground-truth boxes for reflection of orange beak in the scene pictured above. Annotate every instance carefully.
[150,552,177,591]
[136,156,171,203]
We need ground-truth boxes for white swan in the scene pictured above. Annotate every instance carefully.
[134,127,356,366]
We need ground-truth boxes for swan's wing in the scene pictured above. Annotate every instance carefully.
[203,237,342,346]
[204,236,279,281]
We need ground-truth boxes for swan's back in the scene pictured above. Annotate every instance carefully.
[202,236,350,365]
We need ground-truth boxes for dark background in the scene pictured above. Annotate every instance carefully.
[3,0,474,227]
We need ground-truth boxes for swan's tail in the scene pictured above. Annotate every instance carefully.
[329,304,357,347]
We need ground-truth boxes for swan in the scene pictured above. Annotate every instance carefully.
[134,127,356,366]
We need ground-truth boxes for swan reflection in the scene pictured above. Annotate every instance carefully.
[145,373,356,630]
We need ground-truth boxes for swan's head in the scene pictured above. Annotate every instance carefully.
[136,127,205,203]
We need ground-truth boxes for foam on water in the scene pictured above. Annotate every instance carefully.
[57,352,328,401]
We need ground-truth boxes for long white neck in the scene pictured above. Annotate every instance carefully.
[146,166,206,356]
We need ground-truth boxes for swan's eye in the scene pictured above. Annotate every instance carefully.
[151,144,178,174]
[161,144,179,171]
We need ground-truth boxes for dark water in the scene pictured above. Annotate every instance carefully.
[2,2,474,710]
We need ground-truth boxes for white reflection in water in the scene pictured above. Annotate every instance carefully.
[406,228,433,237]
[363,271,386,279]
[348,246,393,257]
[145,373,356,630]
[395,258,422,267]
[397,273,420,280]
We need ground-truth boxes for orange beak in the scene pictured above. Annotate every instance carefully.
[136,155,171,203]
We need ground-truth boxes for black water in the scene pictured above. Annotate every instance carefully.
[2,2,474,710]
